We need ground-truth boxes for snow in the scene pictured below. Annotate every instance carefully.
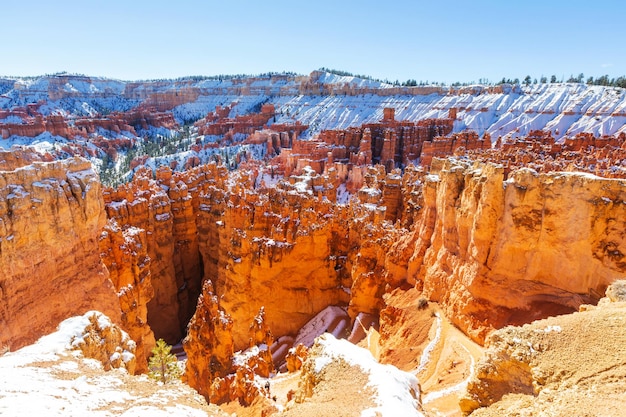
[360,187,381,197]
[336,183,352,204]
[232,345,262,368]
[271,82,626,141]
[0,132,69,153]
[542,325,562,333]
[416,313,442,374]
[251,236,292,249]
[155,213,171,221]
[255,171,282,189]
[0,114,23,124]
[421,344,476,404]
[0,311,210,417]
[312,334,424,417]
[2,74,626,186]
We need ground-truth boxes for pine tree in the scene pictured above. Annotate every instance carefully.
[148,339,182,384]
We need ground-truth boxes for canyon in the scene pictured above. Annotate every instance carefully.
[1,71,625,416]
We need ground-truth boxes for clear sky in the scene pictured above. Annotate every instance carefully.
[1,0,623,84]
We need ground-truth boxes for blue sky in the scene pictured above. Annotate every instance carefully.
[1,0,623,83]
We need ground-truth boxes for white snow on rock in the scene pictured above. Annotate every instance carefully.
[312,334,425,417]
[0,311,215,417]
[271,82,626,141]
[4,73,625,148]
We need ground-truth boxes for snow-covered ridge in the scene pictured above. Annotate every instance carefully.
[2,71,626,143]
[272,82,626,141]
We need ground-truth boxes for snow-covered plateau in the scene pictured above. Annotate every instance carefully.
[2,72,625,141]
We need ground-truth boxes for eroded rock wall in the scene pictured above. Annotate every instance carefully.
[412,158,626,343]
[101,163,229,344]
[197,170,350,350]
[99,220,155,372]
[0,157,121,351]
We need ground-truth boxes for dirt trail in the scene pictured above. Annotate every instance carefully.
[416,307,483,417]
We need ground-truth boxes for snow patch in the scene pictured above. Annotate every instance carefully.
[416,313,442,374]
[543,325,562,333]
[0,311,209,417]
[313,334,424,417]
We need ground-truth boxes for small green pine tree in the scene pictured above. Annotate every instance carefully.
[148,339,182,384]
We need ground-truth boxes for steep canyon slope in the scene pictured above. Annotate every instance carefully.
[0,153,120,351]
[414,158,626,343]
[98,151,625,406]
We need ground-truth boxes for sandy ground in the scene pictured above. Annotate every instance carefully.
[221,352,382,417]
[466,301,626,416]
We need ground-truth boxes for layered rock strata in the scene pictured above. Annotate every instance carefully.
[103,166,203,343]
[183,280,235,400]
[466,130,626,179]
[411,158,626,343]
[0,157,121,351]
[269,114,454,178]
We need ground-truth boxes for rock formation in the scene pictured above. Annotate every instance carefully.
[3,70,626,415]
[183,279,234,401]
[70,311,137,374]
[0,107,176,141]
[103,167,185,343]
[285,343,308,372]
[99,220,155,372]
[466,130,626,179]
[284,334,425,417]
[420,130,491,168]
[269,113,455,178]
[460,280,626,416]
[0,157,121,352]
[411,158,626,343]
[0,309,230,417]
[101,163,236,344]
[0,148,47,171]
[194,103,275,137]
[206,185,345,348]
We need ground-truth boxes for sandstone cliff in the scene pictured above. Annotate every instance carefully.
[183,279,234,400]
[102,164,222,344]
[191,163,412,352]
[0,157,121,351]
[411,158,626,343]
